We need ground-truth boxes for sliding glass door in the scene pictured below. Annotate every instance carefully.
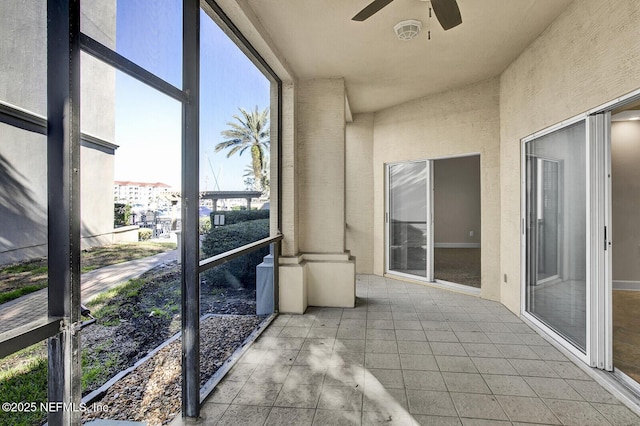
[386,161,432,279]
[523,120,588,353]
[523,96,640,378]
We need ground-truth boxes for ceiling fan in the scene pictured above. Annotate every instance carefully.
[352,0,462,31]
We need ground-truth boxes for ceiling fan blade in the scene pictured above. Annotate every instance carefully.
[430,0,462,30]
[352,0,395,21]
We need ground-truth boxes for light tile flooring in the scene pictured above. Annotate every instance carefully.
[176,275,640,425]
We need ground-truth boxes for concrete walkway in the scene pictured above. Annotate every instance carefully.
[0,250,178,335]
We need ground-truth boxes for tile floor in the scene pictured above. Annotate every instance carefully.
[174,275,640,425]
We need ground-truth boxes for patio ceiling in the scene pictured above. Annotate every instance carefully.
[243,0,574,113]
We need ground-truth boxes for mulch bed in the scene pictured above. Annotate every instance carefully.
[82,314,265,425]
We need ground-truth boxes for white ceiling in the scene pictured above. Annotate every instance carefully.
[243,0,574,113]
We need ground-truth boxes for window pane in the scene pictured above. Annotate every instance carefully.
[525,121,587,351]
[199,8,272,254]
[199,250,272,392]
[196,10,274,398]
[0,1,46,115]
[0,125,48,333]
[79,54,182,424]
[389,162,428,277]
[81,0,182,88]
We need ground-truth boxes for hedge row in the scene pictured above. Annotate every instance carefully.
[209,209,269,226]
[201,218,269,289]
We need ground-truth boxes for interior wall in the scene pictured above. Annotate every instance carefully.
[373,78,501,301]
[433,155,481,246]
[611,121,640,284]
[346,113,374,273]
[500,0,640,313]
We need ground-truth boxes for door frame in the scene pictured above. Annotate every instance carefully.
[384,152,481,292]
[520,113,592,364]
[520,86,640,374]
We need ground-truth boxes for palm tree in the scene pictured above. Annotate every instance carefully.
[215,106,270,191]
[243,157,270,196]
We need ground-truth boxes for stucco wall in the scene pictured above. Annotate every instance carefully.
[297,79,346,254]
[499,0,640,313]
[0,1,51,263]
[0,1,117,264]
[279,81,299,256]
[80,143,117,249]
[0,2,46,115]
[279,78,355,311]
[78,1,117,248]
[346,113,374,273]
[372,78,501,300]
[0,124,48,263]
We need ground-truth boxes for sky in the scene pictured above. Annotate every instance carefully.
[111,0,271,190]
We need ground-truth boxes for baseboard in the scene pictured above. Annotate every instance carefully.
[613,280,640,291]
[434,243,481,249]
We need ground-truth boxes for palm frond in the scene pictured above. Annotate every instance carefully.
[215,106,270,190]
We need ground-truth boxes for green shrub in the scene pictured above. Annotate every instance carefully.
[114,203,131,227]
[199,217,211,235]
[201,219,269,289]
[210,209,269,226]
[138,228,153,241]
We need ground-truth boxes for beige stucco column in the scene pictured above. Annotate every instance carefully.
[278,78,355,313]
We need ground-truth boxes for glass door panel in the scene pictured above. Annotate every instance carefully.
[388,161,429,278]
[525,121,587,352]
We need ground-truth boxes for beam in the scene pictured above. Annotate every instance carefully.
[0,318,62,359]
[47,1,82,425]
[181,0,201,419]
[79,33,188,104]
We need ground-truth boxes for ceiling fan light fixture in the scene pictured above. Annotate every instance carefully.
[393,19,422,40]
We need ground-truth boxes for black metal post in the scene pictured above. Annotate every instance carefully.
[182,0,201,418]
[47,1,82,425]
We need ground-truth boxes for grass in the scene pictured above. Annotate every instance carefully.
[2,264,48,274]
[81,339,119,391]
[0,270,175,426]
[0,339,122,426]
[87,278,146,325]
[0,285,47,305]
[0,343,48,426]
[80,241,176,272]
[0,241,176,305]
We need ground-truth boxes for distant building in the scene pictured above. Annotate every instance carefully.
[113,181,173,210]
